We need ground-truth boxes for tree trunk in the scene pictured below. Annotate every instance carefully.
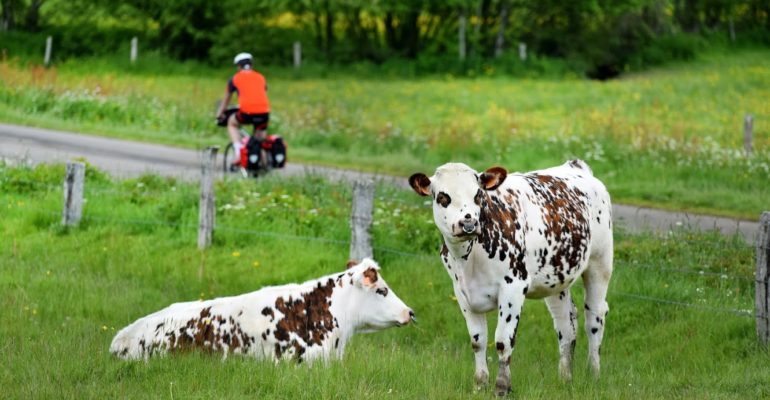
[324,0,334,60]
[24,0,43,32]
[494,1,511,58]
[384,12,396,49]
[403,11,420,58]
[459,9,467,60]
[1,0,16,31]
[348,7,363,54]
[313,7,323,52]
[675,0,700,33]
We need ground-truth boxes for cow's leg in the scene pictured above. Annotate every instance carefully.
[544,290,577,381]
[583,251,613,377]
[493,279,527,396]
[441,246,489,388]
[452,285,489,388]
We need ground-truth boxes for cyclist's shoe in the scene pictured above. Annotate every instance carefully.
[229,160,241,172]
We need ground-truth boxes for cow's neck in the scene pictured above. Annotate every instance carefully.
[328,283,360,341]
[442,236,475,263]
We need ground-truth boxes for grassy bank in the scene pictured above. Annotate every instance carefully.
[0,50,769,219]
[1,163,767,398]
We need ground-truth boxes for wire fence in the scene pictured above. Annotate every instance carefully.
[4,172,766,323]
[26,211,763,321]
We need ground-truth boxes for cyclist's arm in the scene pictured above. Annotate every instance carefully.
[216,79,237,118]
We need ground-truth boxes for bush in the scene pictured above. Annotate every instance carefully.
[634,34,703,68]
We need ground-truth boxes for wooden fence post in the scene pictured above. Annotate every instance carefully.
[62,162,85,226]
[293,41,301,69]
[757,212,770,345]
[519,42,527,61]
[130,37,138,64]
[198,146,218,249]
[44,35,52,67]
[744,114,753,157]
[350,180,374,261]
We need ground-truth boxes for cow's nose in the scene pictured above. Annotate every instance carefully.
[409,310,417,324]
[461,218,477,234]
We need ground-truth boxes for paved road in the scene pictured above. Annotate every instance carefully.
[0,122,760,243]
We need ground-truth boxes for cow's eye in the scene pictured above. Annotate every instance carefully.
[436,192,451,208]
[474,189,483,205]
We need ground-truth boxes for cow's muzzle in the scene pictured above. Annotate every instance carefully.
[455,215,480,238]
[397,310,416,327]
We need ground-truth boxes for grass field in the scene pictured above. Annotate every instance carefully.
[1,163,767,399]
[0,50,769,219]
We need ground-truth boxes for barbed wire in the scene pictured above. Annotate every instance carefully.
[614,292,755,318]
[0,176,197,196]
[31,206,770,258]
[3,173,765,250]
[619,261,754,282]
[17,203,769,320]
[213,225,350,246]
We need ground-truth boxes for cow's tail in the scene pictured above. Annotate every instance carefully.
[567,159,593,175]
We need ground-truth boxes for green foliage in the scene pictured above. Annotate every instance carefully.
[4,0,770,76]
[0,164,767,398]
[632,33,704,69]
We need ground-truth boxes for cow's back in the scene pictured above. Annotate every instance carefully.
[503,160,612,297]
[110,293,274,360]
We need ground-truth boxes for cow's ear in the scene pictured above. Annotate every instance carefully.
[479,167,507,191]
[361,267,379,288]
[408,173,431,197]
[346,260,358,269]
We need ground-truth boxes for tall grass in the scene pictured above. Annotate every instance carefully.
[1,163,767,398]
[0,50,769,218]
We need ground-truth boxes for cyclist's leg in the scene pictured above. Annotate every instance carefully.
[227,113,243,160]
[249,114,270,169]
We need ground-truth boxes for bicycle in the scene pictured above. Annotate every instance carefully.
[217,107,287,178]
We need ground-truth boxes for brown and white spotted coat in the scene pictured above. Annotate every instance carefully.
[110,258,414,363]
[410,160,613,396]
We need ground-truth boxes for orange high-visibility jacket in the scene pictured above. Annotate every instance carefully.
[227,69,270,114]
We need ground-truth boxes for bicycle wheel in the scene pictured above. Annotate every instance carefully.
[223,143,239,173]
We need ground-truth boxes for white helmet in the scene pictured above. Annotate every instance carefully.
[233,52,253,65]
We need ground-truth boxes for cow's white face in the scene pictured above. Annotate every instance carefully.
[409,163,507,242]
[348,259,415,333]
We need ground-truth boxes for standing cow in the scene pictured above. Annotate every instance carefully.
[110,258,415,363]
[409,160,613,396]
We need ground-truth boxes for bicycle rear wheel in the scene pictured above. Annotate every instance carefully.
[223,143,239,173]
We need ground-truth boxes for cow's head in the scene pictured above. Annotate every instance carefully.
[346,258,415,332]
[409,163,507,242]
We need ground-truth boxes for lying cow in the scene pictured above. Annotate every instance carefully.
[110,258,415,363]
[409,160,613,396]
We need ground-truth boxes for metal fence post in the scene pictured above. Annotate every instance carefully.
[350,180,374,261]
[757,212,770,345]
[62,162,85,226]
[198,146,218,249]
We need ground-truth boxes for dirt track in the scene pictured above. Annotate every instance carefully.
[0,122,760,242]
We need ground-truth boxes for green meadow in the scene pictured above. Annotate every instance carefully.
[1,163,767,399]
[1,50,769,219]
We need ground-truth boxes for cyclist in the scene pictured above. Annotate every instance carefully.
[216,52,270,166]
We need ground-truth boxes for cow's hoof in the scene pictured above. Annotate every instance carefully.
[474,370,489,388]
[494,381,511,397]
